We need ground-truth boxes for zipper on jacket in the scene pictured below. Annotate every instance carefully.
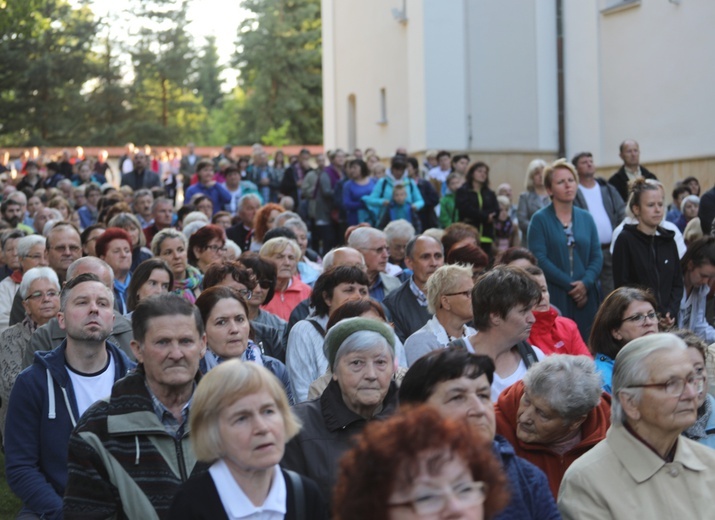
[175,439,188,481]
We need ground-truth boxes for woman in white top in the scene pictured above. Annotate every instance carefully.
[167,360,327,520]
[404,264,477,366]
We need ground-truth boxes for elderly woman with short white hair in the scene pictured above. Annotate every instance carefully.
[282,317,399,511]
[384,219,416,277]
[403,264,476,366]
[259,237,312,321]
[167,360,327,519]
[0,267,60,436]
[495,354,611,498]
[283,217,322,285]
[558,333,715,519]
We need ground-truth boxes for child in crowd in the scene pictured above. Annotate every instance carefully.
[379,184,419,231]
[493,195,520,254]
[438,172,465,229]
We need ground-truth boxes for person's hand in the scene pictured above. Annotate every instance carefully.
[412,204,419,210]
[568,281,587,307]
[383,200,390,206]
[659,312,675,330]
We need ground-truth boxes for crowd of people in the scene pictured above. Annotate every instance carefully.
[0,139,713,519]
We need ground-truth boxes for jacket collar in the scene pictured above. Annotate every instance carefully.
[607,424,707,483]
[320,378,398,432]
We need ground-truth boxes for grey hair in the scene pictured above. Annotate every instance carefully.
[182,220,207,239]
[259,236,301,259]
[224,239,241,259]
[238,193,261,210]
[152,197,173,212]
[17,235,46,259]
[334,330,394,370]
[43,219,62,237]
[525,159,547,191]
[283,217,308,234]
[275,212,302,228]
[405,234,443,260]
[425,264,473,314]
[66,257,114,285]
[133,188,153,201]
[347,227,385,250]
[1,229,26,251]
[7,191,27,204]
[322,247,365,271]
[612,333,687,425]
[108,212,146,247]
[19,267,60,300]
[384,219,416,243]
[522,355,602,421]
[151,228,187,256]
[183,211,210,226]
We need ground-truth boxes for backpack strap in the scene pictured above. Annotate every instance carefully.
[307,318,326,338]
[285,469,305,520]
[516,341,539,369]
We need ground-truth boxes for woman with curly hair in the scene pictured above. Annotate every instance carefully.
[333,405,509,520]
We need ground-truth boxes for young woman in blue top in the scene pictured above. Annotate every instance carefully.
[588,286,658,393]
[342,159,376,226]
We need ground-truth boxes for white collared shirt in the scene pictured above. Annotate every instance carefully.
[210,460,287,520]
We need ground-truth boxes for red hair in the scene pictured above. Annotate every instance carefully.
[253,203,284,243]
[333,405,509,520]
[187,224,226,266]
[95,227,132,258]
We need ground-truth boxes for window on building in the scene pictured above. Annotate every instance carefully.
[348,94,357,151]
[378,88,387,125]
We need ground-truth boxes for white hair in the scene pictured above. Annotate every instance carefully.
[183,220,207,239]
[183,211,210,226]
[19,267,60,300]
[17,235,46,259]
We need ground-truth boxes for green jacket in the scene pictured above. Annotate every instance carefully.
[439,193,459,228]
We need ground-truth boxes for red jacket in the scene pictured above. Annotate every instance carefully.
[494,380,611,497]
[261,275,312,321]
[529,307,591,357]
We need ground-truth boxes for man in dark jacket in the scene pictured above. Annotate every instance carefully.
[5,274,135,520]
[608,139,658,203]
[63,294,207,518]
[399,347,561,520]
[573,151,626,298]
[120,150,161,191]
[383,235,444,343]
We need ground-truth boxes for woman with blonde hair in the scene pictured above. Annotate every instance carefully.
[167,360,327,519]
[517,159,549,245]
[258,237,312,320]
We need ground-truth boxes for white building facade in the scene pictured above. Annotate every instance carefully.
[322,0,715,191]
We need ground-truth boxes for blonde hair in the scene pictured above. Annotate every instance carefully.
[543,158,577,190]
[259,236,301,259]
[525,159,547,191]
[425,263,473,314]
[190,360,301,462]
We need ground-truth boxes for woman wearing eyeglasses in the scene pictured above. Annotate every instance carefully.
[527,159,602,343]
[333,404,509,520]
[195,286,294,404]
[187,224,226,274]
[678,330,715,449]
[589,287,659,394]
[0,267,60,436]
[404,264,477,366]
[236,253,288,337]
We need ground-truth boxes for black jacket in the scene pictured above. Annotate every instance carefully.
[455,184,499,241]
[120,169,161,190]
[612,224,683,318]
[608,165,657,204]
[167,468,327,520]
[281,379,399,510]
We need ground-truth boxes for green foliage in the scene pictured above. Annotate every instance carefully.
[262,120,292,147]
[234,0,323,145]
[194,36,225,110]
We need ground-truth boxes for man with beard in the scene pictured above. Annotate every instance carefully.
[4,273,135,520]
[1,198,33,234]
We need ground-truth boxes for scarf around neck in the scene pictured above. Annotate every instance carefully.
[174,265,203,304]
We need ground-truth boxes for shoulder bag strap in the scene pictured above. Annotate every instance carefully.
[516,341,538,369]
[307,318,326,338]
[285,469,305,520]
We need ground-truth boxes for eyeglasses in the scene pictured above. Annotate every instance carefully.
[237,289,252,301]
[25,290,59,302]
[388,481,487,516]
[204,244,227,253]
[257,279,272,290]
[627,374,705,397]
[621,311,659,325]
[444,290,472,298]
[361,246,389,255]
[24,254,45,261]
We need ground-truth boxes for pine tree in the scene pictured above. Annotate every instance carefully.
[194,36,224,110]
[234,0,322,145]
